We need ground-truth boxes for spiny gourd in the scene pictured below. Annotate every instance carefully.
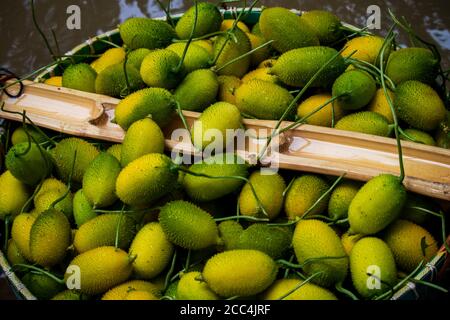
[218,220,244,251]
[341,231,364,256]
[332,70,377,111]
[21,272,65,300]
[239,171,286,220]
[367,88,395,123]
[121,118,165,167]
[174,69,219,111]
[182,153,248,202]
[297,93,345,127]
[284,175,330,220]
[114,87,176,130]
[236,224,292,259]
[115,153,178,207]
[65,246,133,295]
[350,237,397,298]
[51,290,88,301]
[175,2,222,39]
[245,32,272,67]
[166,43,211,73]
[259,7,319,53]
[11,213,36,261]
[34,178,73,218]
[271,46,346,88]
[127,48,151,70]
[194,39,214,55]
[348,174,407,235]
[6,142,52,185]
[128,222,174,279]
[0,171,30,220]
[91,47,126,74]
[177,271,219,300]
[6,239,28,266]
[95,63,144,98]
[73,213,137,253]
[11,126,46,146]
[159,200,219,250]
[292,219,348,287]
[383,220,438,272]
[395,80,447,131]
[119,17,176,50]
[29,208,71,267]
[191,101,242,150]
[82,152,121,208]
[221,19,250,33]
[106,144,122,162]
[73,190,97,228]
[400,128,436,146]
[235,79,294,120]
[51,138,99,183]
[217,75,241,105]
[102,280,160,300]
[140,49,184,89]
[328,180,361,221]
[212,27,252,78]
[341,35,385,64]
[300,10,343,46]
[125,290,159,300]
[203,250,278,297]
[62,63,97,93]
[335,111,391,137]
[386,47,439,85]
[241,68,278,84]
[261,278,338,300]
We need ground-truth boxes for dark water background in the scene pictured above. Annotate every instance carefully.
[0,0,449,77]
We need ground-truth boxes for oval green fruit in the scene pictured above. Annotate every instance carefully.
[175,2,222,39]
[332,70,377,111]
[73,189,97,228]
[95,63,144,98]
[167,43,211,73]
[62,63,97,93]
[120,17,176,50]
[335,111,391,137]
[140,49,184,89]
[177,271,219,300]
[0,171,30,220]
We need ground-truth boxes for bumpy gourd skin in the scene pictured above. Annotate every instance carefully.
[261,278,338,300]
[400,128,436,146]
[102,280,159,300]
[11,213,36,261]
[140,49,184,89]
[62,63,97,93]
[95,63,144,98]
[340,35,385,64]
[367,88,395,124]
[34,178,73,218]
[300,10,343,46]
[332,70,377,111]
[335,111,390,137]
[120,17,176,50]
[0,171,30,220]
[167,43,211,73]
[175,2,222,39]
[177,271,219,300]
[328,180,361,221]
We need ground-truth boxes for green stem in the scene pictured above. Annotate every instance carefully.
[50,150,77,209]
[11,264,65,284]
[174,0,198,73]
[283,254,295,278]
[121,51,131,98]
[21,180,44,214]
[277,272,324,300]
[3,215,11,252]
[164,250,178,291]
[214,215,269,223]
[184,249,192,271]
[97,39,121,48]
[173,31,226,43]
[155,0,175,27]
[335,282,359,300]
[114,205,126,249]
[31,0,56,61]
[409,279,448,293]
[277,255,347,269]
[282,178,296,198]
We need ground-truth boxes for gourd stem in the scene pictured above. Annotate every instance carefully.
[277,272,324,300]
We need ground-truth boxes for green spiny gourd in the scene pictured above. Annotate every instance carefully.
[340,35,386,64]
[191,101,242,150]
[140,49,184,89]
[167,43,211,73]
[332,70,377,111]
[127,48,151,70]
[73,190,97,228]
[241,68,278,84]
[34,178,73,218]
[91,47,126,74]
[82,152,121,208]
[297,93,345,127]
[129,222,174,279]
[114,87,176,130]
[386,47,439,85]
[259,7,319,53]
[300,10,343,46]
[21,272,65,300]
[95,63,145,98]
[293,219,348,287]
[106,144,122,163]
[217,75,241,105]
[51,290,88,300]
[246,32,272,67]
[177,271,219,300]
[119,17,176,50]
[30,208,72,267]
[121,118,165,167]
[175,2,222,39]
[261,278,338,300]
[237,224,292,259]
[159,200,219,250]
[51,138,99,183]
[235,79,294,120]
[400,128,436,146]
[182,153,248,202]
[65,246,133,295]
[349,174,407,235]
[11,213,36,261]
[11,126,47,146]
[335,111,391,137]
[6,239,28,266]
[218,220,244,251]
[395,80,447,131]
[328,180,361,221]
[62,63,97,93]
[284,175,330,220]
[174,69,219,111]
[203,250,278,297]
[6,142,52,185]
[271,46,346,87]
[213,27,252,78]
[102,280,160,300]
[367,88,395,124]
[116,153,178,207]
[350,237,397,298]
[340,231,364,256]
[73,213,137,253]
[239,171,286,220]
[0,171,30,220]
[383,220,438,272]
